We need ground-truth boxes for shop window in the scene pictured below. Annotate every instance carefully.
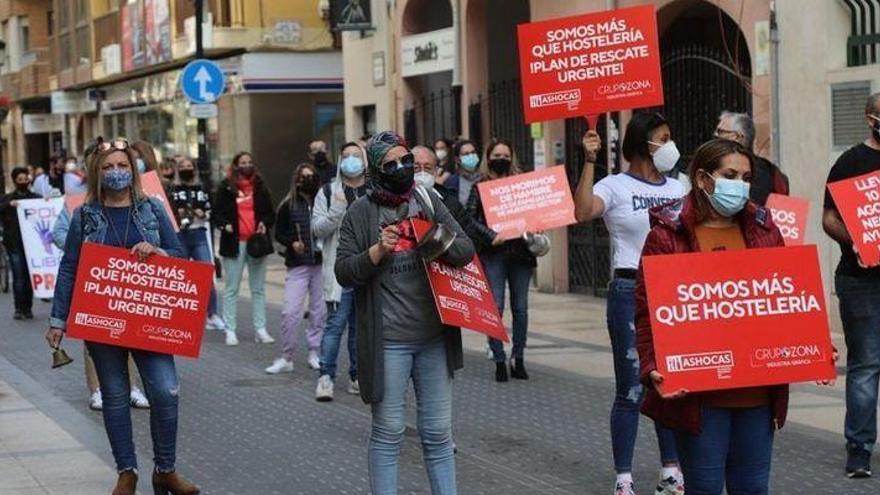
[76,26,90,64]
[19,16,29,54]
[60,33,72,69]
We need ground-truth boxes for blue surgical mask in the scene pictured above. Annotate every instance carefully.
[704,175,750,217]
[135,158,146,173]
[340,155,364,178]
[460,153,479,171]
[102,168,133,191]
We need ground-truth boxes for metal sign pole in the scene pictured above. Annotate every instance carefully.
[195,0,209,184]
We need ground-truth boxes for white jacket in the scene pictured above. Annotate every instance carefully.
[312,176,351,303]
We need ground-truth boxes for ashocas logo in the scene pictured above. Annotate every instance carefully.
[666,351,734,372]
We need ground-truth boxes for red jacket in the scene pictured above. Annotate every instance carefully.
[634,194,789,435]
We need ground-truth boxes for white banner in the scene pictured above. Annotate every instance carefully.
[16,198,64,299]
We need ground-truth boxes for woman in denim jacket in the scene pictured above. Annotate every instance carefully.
[45,139,199,495]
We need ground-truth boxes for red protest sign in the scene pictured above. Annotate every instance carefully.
[66,243,214,358]
[412,219,508,342]
[766,194,810,246]
[517,5,663,123]
[827,171,880,267]
[643,245,835,394]
[477,166,576,240]
[141,171,179,232]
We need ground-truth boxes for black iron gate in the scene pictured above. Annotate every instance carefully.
[404,88,461,146]
[486,79,533,169]
[565,115,611,297]
[660,44,752,158]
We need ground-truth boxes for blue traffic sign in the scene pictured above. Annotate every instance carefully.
[181,59,225,104]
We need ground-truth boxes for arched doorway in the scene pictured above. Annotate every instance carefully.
[659,0,752,157]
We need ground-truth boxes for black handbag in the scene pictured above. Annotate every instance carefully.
[246,233,273,258]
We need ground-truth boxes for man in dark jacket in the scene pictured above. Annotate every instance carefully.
[714,111,789,204]
[412,145,477,237]
[308,140,338,184]
[335,131,474,492]
[0,167,39,319]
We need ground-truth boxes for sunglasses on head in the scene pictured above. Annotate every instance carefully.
[97,138,129,152]
[381,153,414,173]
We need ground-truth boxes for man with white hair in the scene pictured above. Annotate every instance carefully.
[714,111,789,205]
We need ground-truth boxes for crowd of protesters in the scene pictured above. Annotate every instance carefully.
[0,93,869,495]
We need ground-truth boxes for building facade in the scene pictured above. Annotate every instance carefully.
[342,0,879,316]
[0,0,344,200]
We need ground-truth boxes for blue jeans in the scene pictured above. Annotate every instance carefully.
[607,277,678,473]
[222,241,267,334]
[674,406,774,495]
[369,337,456,495]
[177,228,218,315]
[319,287,357,380]
[8,249,32,312]
[86,342,179,473]
[836,273,880,453]
[482,253,531,362]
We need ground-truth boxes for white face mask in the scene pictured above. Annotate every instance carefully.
[435,149,448,161]
[648,140,680,173]
[414,171,435,189]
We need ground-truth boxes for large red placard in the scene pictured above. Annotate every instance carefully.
[66,243,214,357]
[643,246,835,394]
[517,5,663,123]
[765,193,810,246]
[827,171,880,267]
[477,167,576,241]
[412,219,508,342]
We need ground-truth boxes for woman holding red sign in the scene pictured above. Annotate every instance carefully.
[574,112,685,495]
[45,139,199,495]
[465,138,537,382]
[635,139,787,494]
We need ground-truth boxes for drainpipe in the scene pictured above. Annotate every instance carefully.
[451,0,462,137]
[770,1,781,163]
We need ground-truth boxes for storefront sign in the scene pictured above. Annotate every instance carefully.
[477,166,577,240]
[766,194,810,246]
[412,219,508,342]
[643,245,836,394]
[332,0,372,31]
[401,28,455,78]
[23,114,64,134]
[65,243,214,358]
[52,91,97,114]
[16,198,64,298]
[517,5,663,123]
[827,170,880,267]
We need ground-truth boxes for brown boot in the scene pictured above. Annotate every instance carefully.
[111,470,137,495]
[151,470,200,495]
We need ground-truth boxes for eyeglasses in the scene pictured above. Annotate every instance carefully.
[381,152,414,173]
[97,138,129,152]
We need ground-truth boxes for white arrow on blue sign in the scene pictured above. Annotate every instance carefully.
[181,59,225,104]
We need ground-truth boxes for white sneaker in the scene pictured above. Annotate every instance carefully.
[225,331,239,346]
[89,389,103,411]
[316,374,334,401]
[347,378,360,395]
[265,358,294,375]
[654,469,685,495]
[254,328,275,344]
[307,350,321,370]
[614,480,636,495]
[486,344,494,360]
[130,387,150,409]
[206,314,226,331]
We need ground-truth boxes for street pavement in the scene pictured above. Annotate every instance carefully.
[0,257,877,494]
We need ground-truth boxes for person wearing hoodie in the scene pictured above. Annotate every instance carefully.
[444,139,482,205]
[309,140,338,184]
[335,131,474,494]
[213,151,276,346]
[313,142,368,400]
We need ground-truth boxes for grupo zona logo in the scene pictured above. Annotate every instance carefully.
[751,344,823,368]
[74,312,126,338]
[595,79,655,99]
[666,351,734,373]
[139,324,194,343]
[529,89,581,110]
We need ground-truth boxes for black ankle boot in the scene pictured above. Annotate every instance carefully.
[510,357,529,380]
[495,362,509,382]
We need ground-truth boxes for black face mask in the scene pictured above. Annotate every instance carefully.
[489,158,512,176]
[14,183,29,192]
[379,166,415,195]
[238,166,255,178]
[178,169,195,181]
[313,151,327,164]
[872,119,880,142]
[298,175,320,195]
